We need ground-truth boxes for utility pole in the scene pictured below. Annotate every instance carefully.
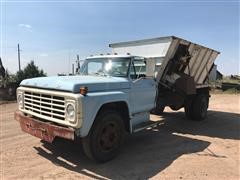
[17,44,21,71]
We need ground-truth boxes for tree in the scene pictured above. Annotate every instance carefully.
[15,61,46,85]
[0,57,6,78]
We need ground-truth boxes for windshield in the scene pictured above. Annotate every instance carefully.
[80,57,130,77]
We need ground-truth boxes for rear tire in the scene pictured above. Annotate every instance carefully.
[82,110,125,163]
[184,93,209,121]
[184,97,194,120]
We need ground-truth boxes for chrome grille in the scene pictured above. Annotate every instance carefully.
[24,91,65,121]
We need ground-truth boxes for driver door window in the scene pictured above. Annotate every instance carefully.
[129,59,146,80]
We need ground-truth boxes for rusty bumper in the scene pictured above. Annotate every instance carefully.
[14,111,75,143]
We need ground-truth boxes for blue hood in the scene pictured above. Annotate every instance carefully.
[20,75,130,93]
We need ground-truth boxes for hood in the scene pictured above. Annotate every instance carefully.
[20,75,130,93]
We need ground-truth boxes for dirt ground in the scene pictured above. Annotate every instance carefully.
[0,94,239,180]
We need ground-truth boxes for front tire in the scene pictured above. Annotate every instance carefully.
[82,110,125,163]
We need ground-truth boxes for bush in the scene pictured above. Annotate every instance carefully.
[15,61,46,85]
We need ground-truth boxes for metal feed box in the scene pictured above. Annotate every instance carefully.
[109,36,220,85]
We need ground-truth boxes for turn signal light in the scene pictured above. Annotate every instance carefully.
[80,86,88,96]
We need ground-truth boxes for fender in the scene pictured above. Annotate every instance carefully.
[76,90,131,137]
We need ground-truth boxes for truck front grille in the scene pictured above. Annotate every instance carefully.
[24,91,65,121]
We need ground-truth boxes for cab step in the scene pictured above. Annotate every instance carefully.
[132,120,163,133]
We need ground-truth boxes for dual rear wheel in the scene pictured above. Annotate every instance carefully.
[184,93,209,121]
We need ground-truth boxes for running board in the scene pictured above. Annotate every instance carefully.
[132,120,163,133]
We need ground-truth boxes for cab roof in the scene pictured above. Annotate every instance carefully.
[86,54,143,60]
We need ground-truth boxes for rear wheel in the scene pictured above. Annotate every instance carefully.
[82,110,124,163]
[184,96,194,119]
[184,93,209,121]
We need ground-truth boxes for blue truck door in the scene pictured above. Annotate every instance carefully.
[129,58,156,114]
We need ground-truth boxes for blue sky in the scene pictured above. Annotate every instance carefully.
[1,1,239,75]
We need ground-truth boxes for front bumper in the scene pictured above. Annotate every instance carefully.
[14,111,75,143]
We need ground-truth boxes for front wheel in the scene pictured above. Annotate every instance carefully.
[82,111,125,163]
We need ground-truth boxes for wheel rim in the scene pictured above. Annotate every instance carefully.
[98,121,119,152]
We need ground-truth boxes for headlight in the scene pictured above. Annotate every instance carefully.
[17,93,24,109]
[66,102,76,123]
